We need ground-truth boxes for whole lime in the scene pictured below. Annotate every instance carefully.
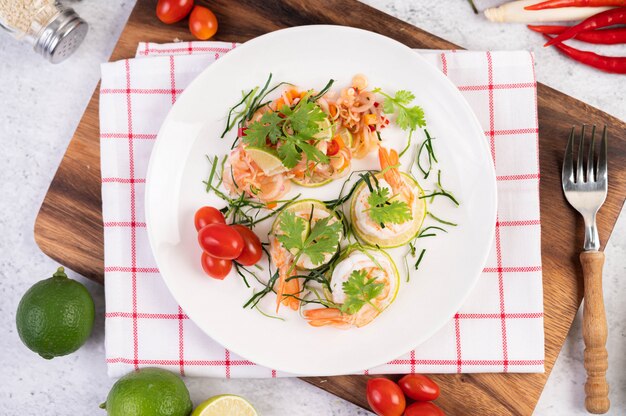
[101,368,193,416]
[16,267,95,359]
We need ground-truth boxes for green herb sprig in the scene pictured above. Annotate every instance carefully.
[341,270,384,315]
[372,88,426,132]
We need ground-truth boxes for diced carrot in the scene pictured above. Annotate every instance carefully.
[273,97,285,110]
[266,201,277,209]
[333,134,345,149]
[364,114,377,125]
[329,103,337,117]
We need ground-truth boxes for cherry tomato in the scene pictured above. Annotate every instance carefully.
[327,139,340,156]
[189,5,218,40]
[366,378,406,416]
[404,401,445,416]
[398,374,440,402]
[194,206,226,231]
[156,0,193,24]
[201,252,232,280]
[231,225,263,266]
[198,223,244,259]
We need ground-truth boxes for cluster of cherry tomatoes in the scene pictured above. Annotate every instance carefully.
[156,0,218,40]
[367,374,443,416]
[194,207,262,279]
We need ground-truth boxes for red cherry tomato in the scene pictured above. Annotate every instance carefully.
[366,378,406,416]
[230,225,263,266]
[201,252,232,280]
[189,5,218,40]
[194,206,226,231]
[398,374,440,402]
[327,139,340,156]
[198,223,244,259]
[404,401,445,416]
[156,0,193,24]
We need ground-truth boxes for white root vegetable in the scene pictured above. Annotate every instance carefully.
[484,0,613,22]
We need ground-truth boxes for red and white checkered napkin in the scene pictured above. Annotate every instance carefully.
[100,41,544,378]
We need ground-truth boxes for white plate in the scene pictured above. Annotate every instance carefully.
[145,26,496,376]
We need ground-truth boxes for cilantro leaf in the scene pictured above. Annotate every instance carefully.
[275,211,307,252]
[277,142,302,169]
[275,210,342,267]
[243,111,283,147]
[374,88,426,131]
[366,187,413,226]
[341,270,385,315]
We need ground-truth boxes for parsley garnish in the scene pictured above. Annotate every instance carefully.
[366,186,413,227]
[243,91,330,169]
[275,211,342,268]
[341,270,385,315]
[372,89,426,131]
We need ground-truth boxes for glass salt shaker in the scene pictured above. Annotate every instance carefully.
[0,0,88,63]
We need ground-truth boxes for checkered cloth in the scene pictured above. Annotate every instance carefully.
[100,41,544,378]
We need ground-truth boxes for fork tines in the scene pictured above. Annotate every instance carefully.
[564,125,608,185]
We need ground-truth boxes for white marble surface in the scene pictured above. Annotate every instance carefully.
[0,1,624,415]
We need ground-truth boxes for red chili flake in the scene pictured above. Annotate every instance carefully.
[368,125,376,132]
[373,102,379,108]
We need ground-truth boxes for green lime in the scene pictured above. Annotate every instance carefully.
[101,368,192,416]
[192,395,257,416]
[245,146,288,176]
[313,117,333,141]
[16,267,95,359]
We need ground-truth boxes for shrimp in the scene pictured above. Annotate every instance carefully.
[222,145,291,202]
[378,146,414,205]
[303,250,398,329]
[269,236,300,312]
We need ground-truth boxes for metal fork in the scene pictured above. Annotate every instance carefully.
[562,125,609,414]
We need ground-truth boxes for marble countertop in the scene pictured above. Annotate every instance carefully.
[0,1,624,415]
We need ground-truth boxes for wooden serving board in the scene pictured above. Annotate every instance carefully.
[34,1,626,414]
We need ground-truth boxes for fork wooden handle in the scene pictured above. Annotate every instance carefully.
[580,250,610,414]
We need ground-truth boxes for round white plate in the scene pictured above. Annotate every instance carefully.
[145,25,496,376]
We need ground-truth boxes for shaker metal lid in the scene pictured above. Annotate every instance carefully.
[34,8,88,64]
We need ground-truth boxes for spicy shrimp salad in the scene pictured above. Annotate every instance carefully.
[195,74,459,329]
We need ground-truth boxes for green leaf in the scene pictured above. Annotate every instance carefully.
[301,216,342,266]
[243,111,283,147]
[375,88,426,132]
[277,142,302,169]
[366,187,413,226]
[275,210,342,267]
[341,270,385,315]
[394,90,416,105]
[275,211,307,252]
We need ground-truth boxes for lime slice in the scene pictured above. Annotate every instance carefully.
[192,395,257,416]
[245,147,287,176]
[291,176,333,188]
[313,117,333,141]
[350,172,426,248]
[337,127,353,148]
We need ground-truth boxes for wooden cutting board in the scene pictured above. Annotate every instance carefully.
[34,0,626,414]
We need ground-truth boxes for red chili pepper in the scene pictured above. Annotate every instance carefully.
[545,7,626,46]
[543,34,626,73]
[526,0,626,10]
[237,127,247,137]
[528,24,626,44]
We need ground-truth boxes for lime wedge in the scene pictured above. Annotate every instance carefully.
[192,395,257,416]
[313,117,333,141]
[245,147,287,176]
[337,127,353,148]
